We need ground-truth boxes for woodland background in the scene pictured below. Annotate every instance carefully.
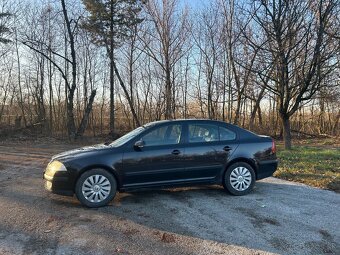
[0,0,339,149]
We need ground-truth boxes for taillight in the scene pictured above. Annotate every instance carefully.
[272,139,276,154]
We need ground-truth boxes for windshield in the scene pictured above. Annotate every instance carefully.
[110,126,146,147]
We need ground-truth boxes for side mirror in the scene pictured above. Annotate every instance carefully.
[134,140,145,149]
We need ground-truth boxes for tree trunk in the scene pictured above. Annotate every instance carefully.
[281,114,292,150]
[66,91,76,139]
[233,93,242,125]
[48,54,53,134]
[165,63,172,119]
[76,89,96,138]
[128,39,135,127]
[38,58,46,124]
[249,87,265,130]
[258,106,262,125]
[249,111,256,131]
[332,110,340,136]
[109,51,115,134]
[61,0,77,139]
[112,60,141,127]
[15,30,27,127]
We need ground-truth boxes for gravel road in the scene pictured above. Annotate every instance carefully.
[0,142,339,255]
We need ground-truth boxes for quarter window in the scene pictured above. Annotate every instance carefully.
[219,127,236,141]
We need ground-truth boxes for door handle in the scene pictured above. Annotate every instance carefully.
[223,146,232,151]
[172,149,181,155]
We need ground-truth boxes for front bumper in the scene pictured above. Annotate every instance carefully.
[43,172,74,196]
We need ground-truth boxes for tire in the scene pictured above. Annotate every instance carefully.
[223,162,255,196]
[75,168,117,208]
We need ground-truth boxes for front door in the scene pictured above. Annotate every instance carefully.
[122,123,186,188]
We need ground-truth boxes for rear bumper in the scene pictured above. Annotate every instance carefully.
[44,173,74,196]
[256,159,278,180]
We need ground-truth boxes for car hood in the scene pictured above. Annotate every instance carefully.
[52,143,112,162]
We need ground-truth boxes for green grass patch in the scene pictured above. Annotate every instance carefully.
[274,142,340,192]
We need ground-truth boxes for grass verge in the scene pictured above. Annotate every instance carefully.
[274,140,340,193]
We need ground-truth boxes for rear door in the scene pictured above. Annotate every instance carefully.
[182,122,238,181]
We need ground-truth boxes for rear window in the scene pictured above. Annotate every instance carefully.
[188,124,219,143]
[188,124,236,143]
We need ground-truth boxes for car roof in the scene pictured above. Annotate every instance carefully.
[143,119,259,139]
[144,119,229,127]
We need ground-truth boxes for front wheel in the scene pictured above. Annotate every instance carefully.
[223,162,255,195]
[75,169,117,208]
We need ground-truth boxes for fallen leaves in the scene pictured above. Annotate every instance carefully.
[161,232,176,243]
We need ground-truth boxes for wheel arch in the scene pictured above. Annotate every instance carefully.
[74,164,121,191]
[224,158,258,180]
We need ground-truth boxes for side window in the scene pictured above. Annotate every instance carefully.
[141,125,182,146]
[188,124,219,143]
[219,126,236,141]
[167,125,182,144]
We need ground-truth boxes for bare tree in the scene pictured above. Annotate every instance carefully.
[142,0,190,119]
[244,0,338,149]
[0,0,339,143]
[82,0,143,134]
[192,3,223,120]
[23,0,97,139]
[0,11,11,44]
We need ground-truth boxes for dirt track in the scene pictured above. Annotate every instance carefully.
[0,141,339,255]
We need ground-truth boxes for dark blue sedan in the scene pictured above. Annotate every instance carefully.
[44,119,278,207]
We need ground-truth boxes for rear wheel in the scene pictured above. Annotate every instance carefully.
[75,169,117,208]
[223,162,255,195]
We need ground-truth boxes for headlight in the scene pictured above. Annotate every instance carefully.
[45,160,67,177]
